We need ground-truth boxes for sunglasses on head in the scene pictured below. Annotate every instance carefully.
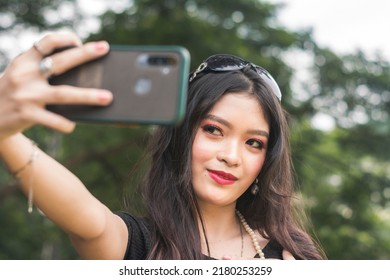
[189,54,282,101]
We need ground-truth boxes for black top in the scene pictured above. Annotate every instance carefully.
[116,211,283,260]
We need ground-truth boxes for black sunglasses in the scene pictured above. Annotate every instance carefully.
[189,54,282,101]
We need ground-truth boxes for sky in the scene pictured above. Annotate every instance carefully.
[8,0,390,61]
[270,0,390,60]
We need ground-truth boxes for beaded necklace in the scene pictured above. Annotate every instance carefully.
[236,210,265,259]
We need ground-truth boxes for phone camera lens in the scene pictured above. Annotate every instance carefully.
[148,56,176,66]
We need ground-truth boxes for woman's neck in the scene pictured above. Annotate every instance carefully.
[201,211,237,238]
[197,204,243,258]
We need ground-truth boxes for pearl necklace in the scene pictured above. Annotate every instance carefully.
[236,210,265,259]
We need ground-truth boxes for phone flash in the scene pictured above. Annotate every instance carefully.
[161,67,171,75]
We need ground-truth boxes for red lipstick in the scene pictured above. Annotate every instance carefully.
[208,169,238,185]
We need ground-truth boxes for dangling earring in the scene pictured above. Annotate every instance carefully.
[251,178,259,195]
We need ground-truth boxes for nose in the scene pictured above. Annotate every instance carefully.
[216,139,241,167]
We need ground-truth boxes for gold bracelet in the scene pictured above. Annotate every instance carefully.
[12,140,40,213]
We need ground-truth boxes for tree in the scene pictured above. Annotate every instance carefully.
[291,45,390,259]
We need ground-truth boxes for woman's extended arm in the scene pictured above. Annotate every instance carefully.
[0,133,128,259]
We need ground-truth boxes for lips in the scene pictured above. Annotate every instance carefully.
[207,169,238,185]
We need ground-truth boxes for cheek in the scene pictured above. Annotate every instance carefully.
[245,152,267,179]
[191,133,214,189]
[192,133,213,165]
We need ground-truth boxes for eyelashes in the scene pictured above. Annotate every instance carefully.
[201,124,266,150]
[246,138,265,149]
[202,124,222,136]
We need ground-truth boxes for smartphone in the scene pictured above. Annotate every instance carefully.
[47,45,190,125]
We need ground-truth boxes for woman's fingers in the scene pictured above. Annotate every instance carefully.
[0,31,114,137]
[32,32,82,58]
[29,32,110,79]
[39,112,76,134]
[21,104,76,133]
[43,85,113,105]
[48,41,110,76]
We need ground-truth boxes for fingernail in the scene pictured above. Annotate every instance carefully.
[97,90,113,103]
[94,41,109,52]
[63,121,76,133]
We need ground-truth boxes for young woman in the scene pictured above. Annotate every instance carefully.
[0,32,325,260]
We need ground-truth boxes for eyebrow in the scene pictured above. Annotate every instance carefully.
[204,114,269,138]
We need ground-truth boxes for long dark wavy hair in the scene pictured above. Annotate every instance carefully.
[141,66,326,259]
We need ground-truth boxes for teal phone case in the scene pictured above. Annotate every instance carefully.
[48,45,190,125]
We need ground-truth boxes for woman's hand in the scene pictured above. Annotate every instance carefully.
[282,249,295,260]
[0,31,113,141]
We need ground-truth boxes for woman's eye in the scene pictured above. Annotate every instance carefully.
[202,125,222,136]
[247,139,264,149]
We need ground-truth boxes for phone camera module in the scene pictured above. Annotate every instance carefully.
[138,54,177,66]
[148,56,176,66]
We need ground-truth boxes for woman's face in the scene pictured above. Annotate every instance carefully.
[191,92,269,208]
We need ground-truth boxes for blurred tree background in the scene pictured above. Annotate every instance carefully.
[0,0,389,259]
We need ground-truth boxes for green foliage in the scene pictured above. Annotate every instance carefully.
[0,0,71,30]
[0,0,389,259]
[291,122,390,259]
